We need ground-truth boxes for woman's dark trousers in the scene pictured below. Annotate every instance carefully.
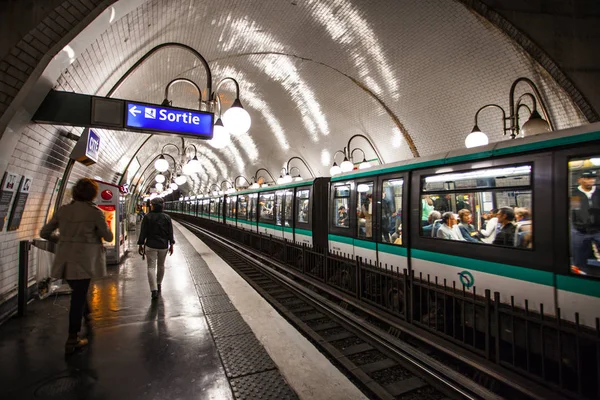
[66,279,91,334]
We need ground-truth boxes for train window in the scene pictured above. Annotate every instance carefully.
[357,182,374,239]
[296,189,310,224]
[237,195,248,220]
[421,164,532,248]
[249,194,258,222]
[568,156,600,277]
[332,184,350,228]
[275,191,284,226]
[210,198,216,215]
[284,189,293,227]
[227,196,236,218]
[259,192,275,223]
[381,179,403,245]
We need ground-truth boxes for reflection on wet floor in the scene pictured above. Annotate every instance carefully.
[0,231,233,400]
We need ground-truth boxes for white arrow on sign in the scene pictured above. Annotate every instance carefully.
[129,105,141,117]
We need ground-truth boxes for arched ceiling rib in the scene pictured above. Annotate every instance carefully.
[53,0,587,193]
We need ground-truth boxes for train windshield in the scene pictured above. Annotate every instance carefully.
[296,190,310,224]
[421,164,532,248]
[568,156,600,278]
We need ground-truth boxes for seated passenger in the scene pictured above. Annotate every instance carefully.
[493,207,517,246]
[457,209,480,243]
[423,211,441,237]
[479,209,498,244]
[515,207,532,230]
[337,205,348,227]
[437,212,463,241]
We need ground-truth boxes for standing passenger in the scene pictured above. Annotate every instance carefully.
[138,197,175,300]
[40,178,113,355]
[479,209,499,244]
[570,171,600,271]
[493,207,516,246]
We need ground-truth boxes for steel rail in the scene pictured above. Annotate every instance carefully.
[176,219,497,400]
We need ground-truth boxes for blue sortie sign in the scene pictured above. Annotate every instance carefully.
[86,128,100,162]
[125,101,214,138]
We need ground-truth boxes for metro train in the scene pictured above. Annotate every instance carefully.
[165,122,600,327]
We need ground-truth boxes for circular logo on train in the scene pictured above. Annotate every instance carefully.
[101,190,113,201]
[457,271,474,289]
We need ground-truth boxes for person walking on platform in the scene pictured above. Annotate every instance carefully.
[41,178,113,355]
[137,197,175,300]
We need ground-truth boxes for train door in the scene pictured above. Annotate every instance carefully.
[294,187,312,246]
[282,189,294,242]
[226,196,236,226]
[354,178,377,265]
[554,146,600,327]
[237,194,249,230]
[258,191,276,235]
[272,190,284,239]
[248,193,258,232]
[375,174,408,272]
[329,181,353,256]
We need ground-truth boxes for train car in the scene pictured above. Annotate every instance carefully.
[328,122,600,327]
[227,178,330,248]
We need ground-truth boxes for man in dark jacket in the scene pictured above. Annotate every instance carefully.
[493,207,516,246]
[570,171,600,272]
[138,197,175,299]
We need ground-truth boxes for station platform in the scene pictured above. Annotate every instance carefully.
[0,222,365,399]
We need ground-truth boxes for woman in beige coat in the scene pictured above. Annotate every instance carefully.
[41,178,113,354]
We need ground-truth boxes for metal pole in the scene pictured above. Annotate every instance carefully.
[18,240,31,317]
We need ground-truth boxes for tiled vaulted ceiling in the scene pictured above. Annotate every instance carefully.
[55,0,587,195]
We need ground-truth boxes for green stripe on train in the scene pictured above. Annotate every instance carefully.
[378,243,408,257]
[328,234,377,250]
[556,275,600,298]
[295,228,312,236]
[411,249,554,287]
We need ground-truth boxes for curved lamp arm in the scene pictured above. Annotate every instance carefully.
[347,134,384,165]
[286,156,315,178]
[332,150,346,166]
[163,78,203,110]
[234,175,251,190]
[509,77,555,132]
[214,77,241,99]
[473,103,508,134]
[183,143,198,158]
[350,148,366,163]
[254,168,276,184]
[161,143,181,155]
[221,180,234,190]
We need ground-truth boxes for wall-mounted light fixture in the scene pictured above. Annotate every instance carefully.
[162,78,203,110]
[251,168,276,189]
[212,77,251,136]
[330,134,383,176]
[234,175,251,190]
[465,77,555,148]
[221,180,236,194]
[209,183,221,197]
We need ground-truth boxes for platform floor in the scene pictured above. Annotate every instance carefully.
[0,223,365,399]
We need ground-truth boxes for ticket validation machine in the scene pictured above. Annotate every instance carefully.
[94,180,129,264]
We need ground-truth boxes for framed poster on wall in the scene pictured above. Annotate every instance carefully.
[7,176,33,231]
[0,171,20,230]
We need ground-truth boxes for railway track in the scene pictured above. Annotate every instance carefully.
[178,219,504,400]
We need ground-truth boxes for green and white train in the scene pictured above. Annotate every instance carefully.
[166,122,600,328]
